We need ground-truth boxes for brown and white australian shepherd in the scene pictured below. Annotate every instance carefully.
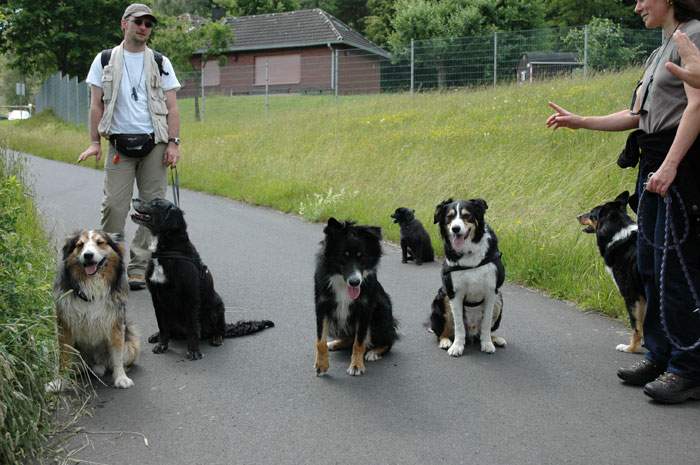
[48,230,139,391]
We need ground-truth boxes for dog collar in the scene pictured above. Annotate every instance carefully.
[73,288,92,302]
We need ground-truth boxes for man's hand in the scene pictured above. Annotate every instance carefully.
[78,142,101,163]
[164,143,180,167]
[665,31,700,89]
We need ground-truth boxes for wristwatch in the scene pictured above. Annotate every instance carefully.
[168,137,181,145]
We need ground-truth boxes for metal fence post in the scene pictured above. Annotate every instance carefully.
[410,39,415,95]
[334,49,339,100]
[583,25,589,78]
[493,32,498,87]
[200,62,205,122]
[265,60,270,113]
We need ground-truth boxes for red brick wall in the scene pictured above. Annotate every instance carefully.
[184,46,382,97]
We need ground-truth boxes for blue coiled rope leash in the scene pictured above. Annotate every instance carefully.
[637,180,700,352]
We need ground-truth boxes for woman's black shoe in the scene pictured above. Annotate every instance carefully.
[643,372,700,404]
[617,359,665,386]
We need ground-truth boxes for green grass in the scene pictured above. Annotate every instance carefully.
[0,148,58,464]
[0,69,642,318]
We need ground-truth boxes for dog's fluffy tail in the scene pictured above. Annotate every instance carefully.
[224,319,275,338]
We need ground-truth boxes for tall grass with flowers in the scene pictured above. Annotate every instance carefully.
[0,146,59,464]
[0,69,642,317]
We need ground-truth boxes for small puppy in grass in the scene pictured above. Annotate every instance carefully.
[390,207,434,265]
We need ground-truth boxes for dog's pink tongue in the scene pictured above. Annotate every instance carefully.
[347,285,361,300]
[452,236,465,250]
[84,264,98,276]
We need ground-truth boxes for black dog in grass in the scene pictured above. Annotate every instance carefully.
[390,207,434,265]
[131,198,274,360]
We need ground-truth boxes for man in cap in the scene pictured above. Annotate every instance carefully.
[79,3,182,290]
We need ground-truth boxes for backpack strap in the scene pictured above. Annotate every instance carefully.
[100,48,113,68]
[101,47,168,76]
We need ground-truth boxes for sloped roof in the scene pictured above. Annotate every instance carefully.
[521,52,580,63]
[196,9,390,59]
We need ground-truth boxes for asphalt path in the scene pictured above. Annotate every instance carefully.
[18,153,700,465]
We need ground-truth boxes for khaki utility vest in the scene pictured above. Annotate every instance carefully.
[97,43,169,144]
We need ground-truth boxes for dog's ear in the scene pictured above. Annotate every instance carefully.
[324,217,344,234]
[61,231,82,260]
[104,232,125,258]
[434,198,452,224]
[615,191,630,207]
[359,225,382,242]
[469,198,488,212]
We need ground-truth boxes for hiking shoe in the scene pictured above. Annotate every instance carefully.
[643,372,700,404]
[128,274,146,291]
[617,358,665,386]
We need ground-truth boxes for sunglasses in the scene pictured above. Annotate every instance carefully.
[130,18,154,28]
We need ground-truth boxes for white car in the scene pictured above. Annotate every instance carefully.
[8,110,30,120]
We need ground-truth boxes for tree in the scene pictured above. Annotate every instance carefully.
[388,0,546,87]
[545,0,641,29]
[300,0,369,31]
[0,0,130,79]
[149,16,234,73]
[564,17,645,71]
[364,0,395,46]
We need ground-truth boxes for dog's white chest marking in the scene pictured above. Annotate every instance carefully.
[604,224,636,292]
[329,274,352,325]
[149,258,167,284]
[60,289,115,347]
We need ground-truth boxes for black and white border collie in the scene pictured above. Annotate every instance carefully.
[577,191,646,353]
[49,230,139,391]
[314,218,398,376]
[431,199,506,356]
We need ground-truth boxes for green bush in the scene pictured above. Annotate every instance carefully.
[0,149,57,464]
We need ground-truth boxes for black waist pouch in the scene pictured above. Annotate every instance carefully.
[110,133,155,158]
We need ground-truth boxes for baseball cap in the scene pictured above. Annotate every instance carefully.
[123,3,157,22]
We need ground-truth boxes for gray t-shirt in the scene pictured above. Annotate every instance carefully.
[638,19,700,133]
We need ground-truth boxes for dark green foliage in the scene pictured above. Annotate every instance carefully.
[546,0,641,29]
[0,0,131,78]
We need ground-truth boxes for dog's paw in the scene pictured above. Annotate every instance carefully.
[364,349,382,362]
[186,350,203,361]
[438,337,452,349]
[616,343,642,353]
[447,342,464,357]
[45,378,69,393]
[147,331,160,343]
[210,335,223,346]
[152,343,168,354]
[113,375,134,389]
[91,364,106,377]
[480,340,496,354]
[346,364,366,376]
[492,336,507,348]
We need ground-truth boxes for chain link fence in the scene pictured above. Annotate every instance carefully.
[34,24,661,125]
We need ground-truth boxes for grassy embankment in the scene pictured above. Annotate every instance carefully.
[0,69,640,317]
[0,148,58,464]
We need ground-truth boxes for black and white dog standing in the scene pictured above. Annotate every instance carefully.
[431,198,506,356]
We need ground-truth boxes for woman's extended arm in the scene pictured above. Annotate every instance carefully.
[546,102,640,132]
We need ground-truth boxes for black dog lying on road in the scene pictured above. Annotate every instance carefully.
[390,207,434,265]
[131,198,274,360]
